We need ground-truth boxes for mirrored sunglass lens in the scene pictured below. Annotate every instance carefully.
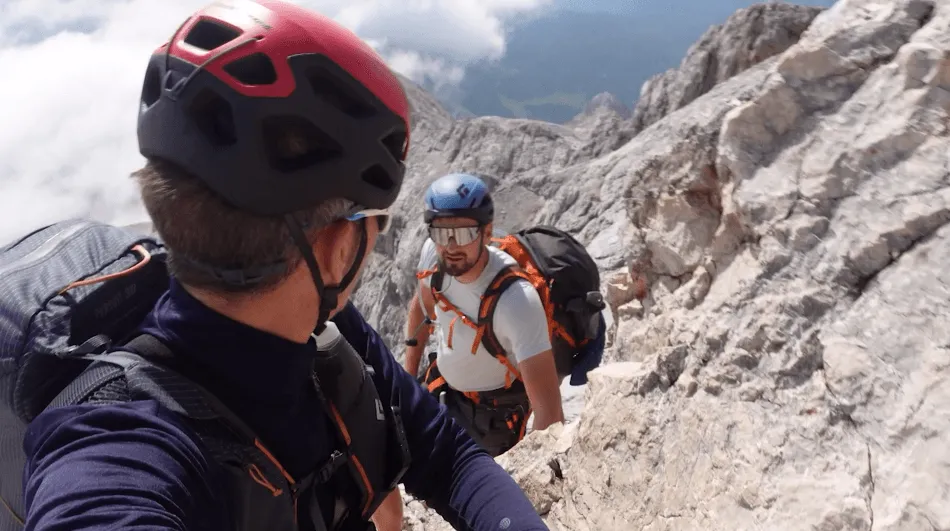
[429,227,450,245]
[456,227,479,245]
[430,226,479,245]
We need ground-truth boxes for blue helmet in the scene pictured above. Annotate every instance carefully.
[423,173,494,225]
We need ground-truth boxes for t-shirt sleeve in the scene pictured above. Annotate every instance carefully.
[416,238,438,289]
[492,279,552,364]
[417,238,438,272]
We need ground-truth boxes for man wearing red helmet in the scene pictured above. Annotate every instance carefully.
[12,1,548,530]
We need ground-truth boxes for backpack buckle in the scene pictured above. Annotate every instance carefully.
[585,291,606,310]
[316,450,348,484]
[64,334,113,358]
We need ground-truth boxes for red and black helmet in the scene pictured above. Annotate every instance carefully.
[137,0,411,216]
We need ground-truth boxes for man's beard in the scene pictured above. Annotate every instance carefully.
[439,255,477,277]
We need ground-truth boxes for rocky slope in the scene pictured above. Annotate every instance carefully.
[353,0,950,529]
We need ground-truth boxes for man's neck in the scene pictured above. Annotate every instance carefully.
[182,278,318,344]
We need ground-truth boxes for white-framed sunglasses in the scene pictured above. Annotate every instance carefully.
[346,208,391,235]
[428,225,481,246]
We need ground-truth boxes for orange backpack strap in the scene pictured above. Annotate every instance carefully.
[422,266,480,352]
[474,265,540,387]
[416,268,437,280]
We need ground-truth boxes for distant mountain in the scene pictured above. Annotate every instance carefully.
[433,0,836,123]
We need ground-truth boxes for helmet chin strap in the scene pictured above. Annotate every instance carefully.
[284,214,369,335]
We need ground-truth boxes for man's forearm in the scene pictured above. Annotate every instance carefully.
[404,293,430,377]
[405,346,424,378]
[531,405,564,432]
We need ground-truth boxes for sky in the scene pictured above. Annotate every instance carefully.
[0,0,551,243]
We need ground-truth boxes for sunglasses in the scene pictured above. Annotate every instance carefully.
[346,208,391,235]
[428,225,481,246]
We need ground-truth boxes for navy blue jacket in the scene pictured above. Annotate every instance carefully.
[21,280,547,530]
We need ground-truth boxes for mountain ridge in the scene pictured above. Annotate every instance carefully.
[434,0,835,122]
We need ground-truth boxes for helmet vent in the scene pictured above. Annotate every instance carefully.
[361,164,394,191]
[380,131,407,162]
[308,68,376,119]
[141,62,162,107]
[189,88,236,146]
[262,115,342,172]
[184,19,241,51]
[224,53,277,85]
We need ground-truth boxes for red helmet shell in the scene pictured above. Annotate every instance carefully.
[138,0,411,215]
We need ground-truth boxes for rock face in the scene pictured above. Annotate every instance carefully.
[354,0,950,529]
[631,2,824,134]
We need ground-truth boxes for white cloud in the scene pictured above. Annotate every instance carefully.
[0,0,548,244]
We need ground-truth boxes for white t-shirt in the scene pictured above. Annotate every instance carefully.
[417,238,552,392]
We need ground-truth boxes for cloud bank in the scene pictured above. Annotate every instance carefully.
[0,0,548,243]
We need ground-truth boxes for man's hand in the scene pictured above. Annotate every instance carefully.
[371,490,403,531]
[517,350,564,431]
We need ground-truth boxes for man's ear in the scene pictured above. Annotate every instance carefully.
[483,223,494,239]
[308,219,355,284]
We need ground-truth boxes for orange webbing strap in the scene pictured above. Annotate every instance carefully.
[518,407,532,440]
[423,358,437,383]
[248,464,283,496]
[427,376,447,393]
[416,268,437,280]
[474,266,532,387]
[326,403,376,516]
[252,439,299,525]
[415,269,439,326]
[462,390,481,404]
[447,316,457,349]
[499,356,521,388]
[58,244,152,295]
[430,289,481,354]
[507,405,532,443]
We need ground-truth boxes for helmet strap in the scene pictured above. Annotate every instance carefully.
[473,228,487,264]
[284,215,369,335]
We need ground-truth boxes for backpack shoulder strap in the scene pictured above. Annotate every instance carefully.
[51,335,259,432]
[473,265,536,388]
[431,267,445,292]
[47,336,298,499]
[311,334,410,520]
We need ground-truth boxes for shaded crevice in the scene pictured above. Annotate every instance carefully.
[848,212,950,298]
[548,458,564,481]
[885,184,950,208]
[821,364,858,428]
[911,0,936,29]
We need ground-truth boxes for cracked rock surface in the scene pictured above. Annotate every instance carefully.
[351,0,950,528]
